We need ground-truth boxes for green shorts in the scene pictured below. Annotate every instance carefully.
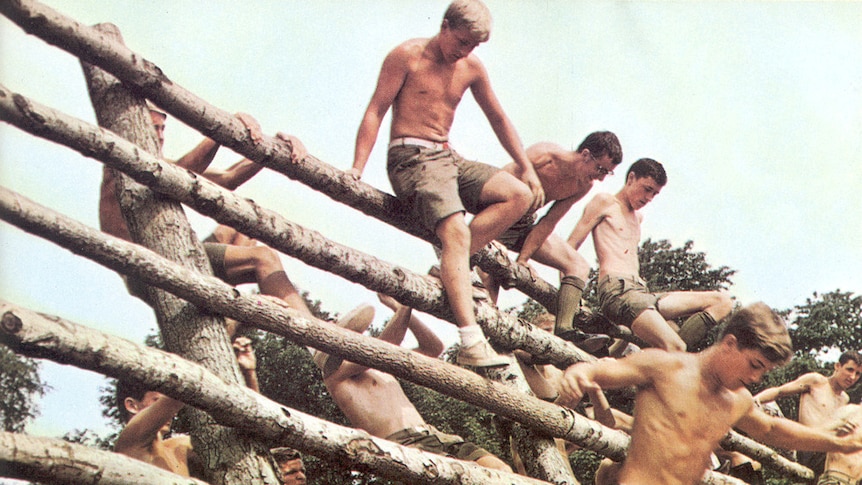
[385,425,491,463]
[597,274,666,327]
[387,144,499,232]
[817,470,859,485]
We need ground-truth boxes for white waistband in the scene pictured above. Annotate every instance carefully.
[388,136,451,150]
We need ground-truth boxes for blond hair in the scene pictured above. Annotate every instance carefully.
[444,0,492,42]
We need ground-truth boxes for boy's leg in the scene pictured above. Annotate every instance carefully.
[655,291,733,348]
[468,171,533,255]
[629,309,686,352]
[436,213,509,367]
[529,235,610,352]
[221,245,313,318]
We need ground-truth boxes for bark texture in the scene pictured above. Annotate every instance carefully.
[0,431,209,485]
[0,186,630,463]
[0,83,594,370]
[0,302,551,485]
[0,0,559,311]
[79,23,277,485]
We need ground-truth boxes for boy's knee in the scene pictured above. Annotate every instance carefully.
[436,215,471,247]
[510,182,533,211]
[560,248,590,278]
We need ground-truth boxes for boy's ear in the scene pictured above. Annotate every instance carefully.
[124,397,140,416]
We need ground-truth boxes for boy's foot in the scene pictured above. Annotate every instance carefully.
[555,329,611,354]
[457,341,511,368]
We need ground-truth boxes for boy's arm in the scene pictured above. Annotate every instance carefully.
[233,336,259,393]
[114,395,184,454]
[350,48,409,179]
[753,373,818,405]
[175,112,263,175]
[469,62,544,210]
[736,402,862,454]
[516,197,577,265]
[566,193,614,250]
[558,350,663,408]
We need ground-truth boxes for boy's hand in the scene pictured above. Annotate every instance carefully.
[520,169,545,211]
[345,167,363,180]
[275,132,308,163]
[233,336,256,372]
[235,112,263,144]
[558,362,599,409]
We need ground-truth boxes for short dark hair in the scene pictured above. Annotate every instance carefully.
[625,158,667,186]
[578,131,623,166]
[116,379,149,423]
[719,302,793,365]
[271,447,302,465]
[838,350,862,367]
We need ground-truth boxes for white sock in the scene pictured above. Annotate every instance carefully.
[459,324,486,348]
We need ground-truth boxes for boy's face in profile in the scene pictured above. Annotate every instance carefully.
[439,21,482,63]
[718,337,779,391]
[625,175,663,210]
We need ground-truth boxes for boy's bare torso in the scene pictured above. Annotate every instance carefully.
[390,38,479,142]
[503,143,593,205]
[799,375,849,428]
[593,194,642,278]
[119,435,192,477]
[620,353,748,485]
[326,368,425,439]
[824,404,862,479]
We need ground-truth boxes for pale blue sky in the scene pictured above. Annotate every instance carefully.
[1,0,860,442]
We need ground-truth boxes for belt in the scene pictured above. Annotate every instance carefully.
[388,137,451,151]
[599,273,647,286]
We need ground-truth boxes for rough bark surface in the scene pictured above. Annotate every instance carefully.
[0,188,630,464]
[0,302,551,485]
[0,431,209,485]
[79,24,277,485]
[0,83,594,371]
[0,0,559,311]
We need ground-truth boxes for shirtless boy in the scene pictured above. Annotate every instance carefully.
[567,158,732,351]
[349,0,543,367]
[557,302,862,485]
[99,105,317,319]
[484,132,622,342]
[818,403,862,485]
[754,350,862,474]
[315,293,511,472]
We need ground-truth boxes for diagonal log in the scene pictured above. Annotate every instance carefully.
[0,431,210,485]
[0,185,629,463]
[0,83,593,370]
[0,0,559,313]
[0,303,551,485]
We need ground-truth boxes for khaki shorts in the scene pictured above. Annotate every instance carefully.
[597,274,667,327]
[817,470,859,485]
[386,425,490,462]
[387,144,499,232]
[496,212,537,252]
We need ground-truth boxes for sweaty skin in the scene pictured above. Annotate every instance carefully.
[821,404,862,482]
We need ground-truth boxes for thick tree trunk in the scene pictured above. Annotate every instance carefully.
[0,302,552,485]
[0,84,594,372]
[78,24,277,485]
[0,187,630,464]
[0,431,209,485]
[0,0,558,312]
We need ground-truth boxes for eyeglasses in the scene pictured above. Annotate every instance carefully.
[588,153,614,177]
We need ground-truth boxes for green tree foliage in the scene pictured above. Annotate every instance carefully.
[0,346,48,432]
[787,290,862,359]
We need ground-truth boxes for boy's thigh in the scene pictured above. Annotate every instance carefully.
[388,146,466,231]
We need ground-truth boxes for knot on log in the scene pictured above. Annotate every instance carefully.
[1,311,23,333]
[344,437,384,458]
